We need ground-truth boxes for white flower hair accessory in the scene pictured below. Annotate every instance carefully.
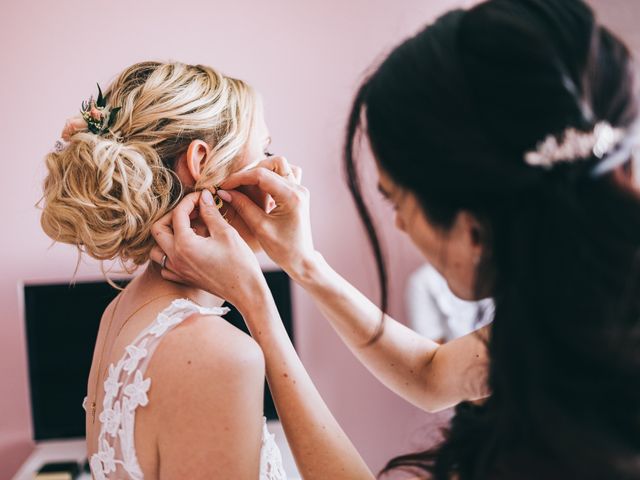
[524,121,625,170]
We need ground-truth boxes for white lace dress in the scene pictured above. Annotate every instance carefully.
[83,298,287,480]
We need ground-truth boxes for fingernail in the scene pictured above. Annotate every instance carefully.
[202,189,214,205]
[217,190,232,202]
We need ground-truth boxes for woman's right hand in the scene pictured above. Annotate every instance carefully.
[150,191,271,315]
[219,156,318,280]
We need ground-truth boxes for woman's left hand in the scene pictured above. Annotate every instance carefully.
[149,190,271,314]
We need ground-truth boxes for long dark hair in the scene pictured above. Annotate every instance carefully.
[344,1,640,478]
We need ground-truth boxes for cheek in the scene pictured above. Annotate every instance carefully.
[395,212,406,231]
[403,212,442,265]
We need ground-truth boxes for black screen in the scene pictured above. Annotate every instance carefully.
[23,271,293,441]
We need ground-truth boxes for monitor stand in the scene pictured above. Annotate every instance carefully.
[11,438,88,479]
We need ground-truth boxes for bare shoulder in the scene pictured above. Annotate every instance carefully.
[148,314,265,405]
[151,313,265,383]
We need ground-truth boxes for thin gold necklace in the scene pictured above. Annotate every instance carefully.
[90,292,191,423]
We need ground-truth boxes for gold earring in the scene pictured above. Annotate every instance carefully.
[211,186,229,222]
[211,185,224,210]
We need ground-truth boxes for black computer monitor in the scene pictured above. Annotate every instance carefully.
[23,271,293,441]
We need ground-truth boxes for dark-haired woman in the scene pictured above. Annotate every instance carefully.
[151,0,640,478]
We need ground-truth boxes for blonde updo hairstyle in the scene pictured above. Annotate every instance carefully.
[41,61,257,270]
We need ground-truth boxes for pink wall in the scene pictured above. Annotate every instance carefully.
[3,0,637,478]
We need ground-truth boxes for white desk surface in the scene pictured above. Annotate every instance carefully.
[12,420,300,480]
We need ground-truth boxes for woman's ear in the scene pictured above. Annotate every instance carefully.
[185,140,211,181]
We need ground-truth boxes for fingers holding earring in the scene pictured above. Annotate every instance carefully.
[210,187,225,210]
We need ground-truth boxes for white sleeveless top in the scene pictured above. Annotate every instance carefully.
[83,298,287,480]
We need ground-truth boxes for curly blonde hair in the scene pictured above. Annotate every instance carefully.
[40,61,257,271]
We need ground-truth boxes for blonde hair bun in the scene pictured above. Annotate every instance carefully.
[40,61,256,269]
[41,133,176,266]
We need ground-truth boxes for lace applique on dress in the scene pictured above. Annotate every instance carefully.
[259,418,288,480]
[83,298,287,480]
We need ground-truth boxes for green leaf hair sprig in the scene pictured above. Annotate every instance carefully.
[80,83,121,136]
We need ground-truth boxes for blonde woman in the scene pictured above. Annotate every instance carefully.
[40,62,288,479]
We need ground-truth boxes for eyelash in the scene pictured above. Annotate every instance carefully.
[264,150,274,157]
